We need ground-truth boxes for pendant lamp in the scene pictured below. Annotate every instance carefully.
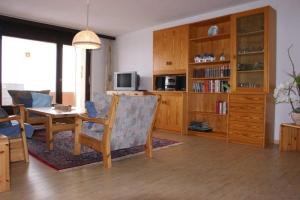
[72,0,101,49]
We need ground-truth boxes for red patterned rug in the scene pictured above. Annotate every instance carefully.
[27,130,181,171]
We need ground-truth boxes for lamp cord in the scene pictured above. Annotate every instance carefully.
[86,0,90,29]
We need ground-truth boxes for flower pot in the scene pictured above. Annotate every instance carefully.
[291,112,300,125]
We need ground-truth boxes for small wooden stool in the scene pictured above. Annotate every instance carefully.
[0,135,10,192]
[280,123,300,151]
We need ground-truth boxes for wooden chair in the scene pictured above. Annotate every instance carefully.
[74,95,160,168]
[0,105,31,162]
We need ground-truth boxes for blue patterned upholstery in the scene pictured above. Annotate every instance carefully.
[83,95,158,151]
[92,93,112,118]
[0,121,34,138]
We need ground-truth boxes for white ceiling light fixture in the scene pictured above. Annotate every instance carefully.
[72,0,101,49]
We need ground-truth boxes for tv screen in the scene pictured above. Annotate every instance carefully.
[117,73,132,87]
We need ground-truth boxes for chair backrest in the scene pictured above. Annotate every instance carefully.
[109,95,158,151]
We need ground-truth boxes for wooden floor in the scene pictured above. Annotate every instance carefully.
[1,131,300,200]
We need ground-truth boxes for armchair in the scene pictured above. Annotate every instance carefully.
[8,90,50,126]
[74,95,159,168]
[0,105,34,162]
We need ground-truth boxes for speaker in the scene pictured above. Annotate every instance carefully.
[155,76,165,90]
[175,76,186,91]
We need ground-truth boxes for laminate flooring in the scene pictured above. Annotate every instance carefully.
[1,131,300,200]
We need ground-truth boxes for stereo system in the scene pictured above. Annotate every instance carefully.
[155,75,186,91]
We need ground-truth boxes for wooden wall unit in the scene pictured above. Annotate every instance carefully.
[152,6,276,146]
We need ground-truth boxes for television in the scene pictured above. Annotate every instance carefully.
[113,71,140,91]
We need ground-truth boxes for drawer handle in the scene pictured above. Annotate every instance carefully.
[0,151,4,154]
[166,61,172,65]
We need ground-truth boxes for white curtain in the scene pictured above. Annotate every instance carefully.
[75,48,86,111]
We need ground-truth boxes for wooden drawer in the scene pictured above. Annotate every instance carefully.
[229,112,264,123]
[230,94,265,104]
[229,103,264,114]
[229,121,264,133]
[229,129,264,147]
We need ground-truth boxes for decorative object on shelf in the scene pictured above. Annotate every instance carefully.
[72,0,101,49]
[188,121,212,132]
[208,25,218,36]
[274,45,300,124]
[194,53,216,63]
[54,104,72,112]
[219,53,226,61]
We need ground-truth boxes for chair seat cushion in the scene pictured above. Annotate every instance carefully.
[82,122,104,140]
[0,107,12,128]
[0,121,34,138]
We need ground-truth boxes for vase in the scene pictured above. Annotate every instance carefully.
[291,112,300,125]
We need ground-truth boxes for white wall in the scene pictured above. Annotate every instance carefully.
[113,0,300,141]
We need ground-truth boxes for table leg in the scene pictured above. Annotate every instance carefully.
[46,115,53,150]
[74,117,81,155]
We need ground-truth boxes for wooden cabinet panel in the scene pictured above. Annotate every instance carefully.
[155,92,184,132]
[153,25,188,74]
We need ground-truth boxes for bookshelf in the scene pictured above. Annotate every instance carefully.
[188,15,231,139]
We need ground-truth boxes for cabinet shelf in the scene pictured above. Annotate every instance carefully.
[189,92,229,95]
[189,130,227,140]
[190,33,230,43]
[237,30,264,37]
[189,60,230,66]
[189,111,227,116]
[191,77,230,80]
[238,51,264,56]
[237,70,264,73]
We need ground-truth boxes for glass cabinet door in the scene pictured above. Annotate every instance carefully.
[236,13,264,91]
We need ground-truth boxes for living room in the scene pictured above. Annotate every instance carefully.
[0,0,300,199]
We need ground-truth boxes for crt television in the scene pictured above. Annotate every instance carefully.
[113,71,140,91]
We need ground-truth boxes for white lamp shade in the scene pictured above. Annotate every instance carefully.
[72,29,101,49]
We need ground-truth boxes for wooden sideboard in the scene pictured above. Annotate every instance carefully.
[0,135,10,192]
[280,123,300,151]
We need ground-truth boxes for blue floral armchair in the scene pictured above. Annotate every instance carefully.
[74,94,159,168]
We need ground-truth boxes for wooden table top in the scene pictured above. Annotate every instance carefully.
[27,107,85,118]
[281,123,300,129]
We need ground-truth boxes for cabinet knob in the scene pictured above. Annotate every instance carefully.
[166,61,172,65]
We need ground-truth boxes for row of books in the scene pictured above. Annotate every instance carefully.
[192,80,229,93]
[216,101,227,115]
[193,65,230,78]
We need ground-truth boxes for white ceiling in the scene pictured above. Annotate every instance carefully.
[0,0,257,37]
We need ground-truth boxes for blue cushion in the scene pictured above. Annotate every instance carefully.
[17,96,32,107]
[85,101,98,118]
[0,122,34,138]
[0,107,12,128]
[31,92,52,107]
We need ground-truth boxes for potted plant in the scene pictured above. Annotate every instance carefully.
[274,45,300,124]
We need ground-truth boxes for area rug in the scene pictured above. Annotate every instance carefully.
[27,130,181,171]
